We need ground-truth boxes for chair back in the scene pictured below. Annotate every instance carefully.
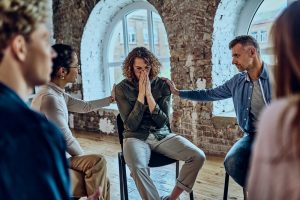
[117,114,125,149]
[116,114,176,167]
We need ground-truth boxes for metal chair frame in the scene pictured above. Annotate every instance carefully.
[116,114,194,200]
[223,171,247,200]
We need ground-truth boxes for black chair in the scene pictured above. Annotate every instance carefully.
[223,171,247,200]
[117,114,194,200]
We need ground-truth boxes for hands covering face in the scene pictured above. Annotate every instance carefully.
[138,70,151,97]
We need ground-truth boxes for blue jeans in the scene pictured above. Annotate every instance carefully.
[224,133,254,187]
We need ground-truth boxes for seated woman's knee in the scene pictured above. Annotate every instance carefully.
[86,154,107,170]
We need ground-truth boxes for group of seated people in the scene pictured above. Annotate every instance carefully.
[1,0,300,200]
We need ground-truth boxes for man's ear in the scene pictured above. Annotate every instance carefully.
[249,47,256,57]
[11,35,27,62]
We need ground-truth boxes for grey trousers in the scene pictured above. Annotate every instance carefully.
[123,134,206,200]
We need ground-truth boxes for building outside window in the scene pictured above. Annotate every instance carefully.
[260,30,268,43]
[143,26,149,44]
[250,31,258,41]
[128,26,137,44]
[248,0,288,65]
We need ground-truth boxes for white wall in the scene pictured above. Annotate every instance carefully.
[80,0,144,100]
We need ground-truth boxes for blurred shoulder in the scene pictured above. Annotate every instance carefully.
[257,98,291,139]
[260,98,290,121]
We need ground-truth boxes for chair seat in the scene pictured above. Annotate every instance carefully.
[149,151,177,167]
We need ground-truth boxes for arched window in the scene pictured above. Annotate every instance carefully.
[212,0,294,117]
[248,0,288,65]
[103,2,171,93]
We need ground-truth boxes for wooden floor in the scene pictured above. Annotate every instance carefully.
[73,130,243,200]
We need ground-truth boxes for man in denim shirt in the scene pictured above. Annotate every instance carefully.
[165,35,271,188]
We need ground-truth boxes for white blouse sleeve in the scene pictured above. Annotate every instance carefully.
[65,93,111,113]
[40,94,84,156]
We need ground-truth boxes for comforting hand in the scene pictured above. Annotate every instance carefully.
[110,84,116,103]
[161,77,180,96]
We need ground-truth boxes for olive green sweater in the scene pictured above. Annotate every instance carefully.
[115,77,171,141]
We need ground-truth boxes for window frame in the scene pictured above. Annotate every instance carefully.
[236,0,295,66]
[236,0,296,35]
[103,1,168,96]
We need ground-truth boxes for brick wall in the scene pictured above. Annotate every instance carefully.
[52,0,245,156]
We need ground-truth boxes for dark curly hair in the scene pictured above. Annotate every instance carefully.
[51,44,76,80]
[122,47,161,81]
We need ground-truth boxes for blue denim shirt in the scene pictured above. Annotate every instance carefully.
[179,63,272,133]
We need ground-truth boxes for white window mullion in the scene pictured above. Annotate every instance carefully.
[123,16,129,56]
[147,10,154,52]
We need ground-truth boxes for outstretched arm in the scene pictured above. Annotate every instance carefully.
[162,77,233,101]
[66,93,112,113]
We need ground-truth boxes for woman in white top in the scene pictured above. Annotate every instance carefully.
[247,2,300,200]
[32,44,113,200]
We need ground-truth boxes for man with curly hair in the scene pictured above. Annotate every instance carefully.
[0,1,100,199]
[115,47,206,200]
